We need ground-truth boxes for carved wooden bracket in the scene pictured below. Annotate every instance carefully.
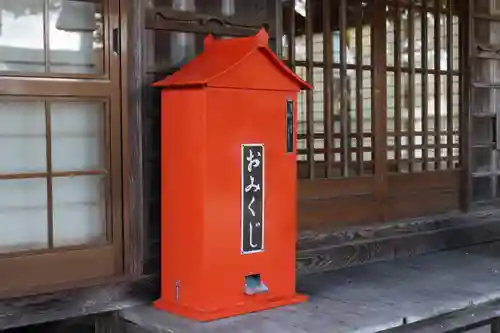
[477,43,500,59]
[145,7,271,37]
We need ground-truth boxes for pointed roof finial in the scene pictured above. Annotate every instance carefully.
[255,28,269,45]
[204,34,216,49]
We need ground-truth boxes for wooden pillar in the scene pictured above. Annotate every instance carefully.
[372,0,388,221]
[121,0,146,277]
[94,314,117,333]
[491,318,500,333]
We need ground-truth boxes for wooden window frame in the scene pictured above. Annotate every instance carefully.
[0,0,110,80]
[282,0,466,231]
[0,0,126,298]
[466,0,500,205]
[383,0,463,221]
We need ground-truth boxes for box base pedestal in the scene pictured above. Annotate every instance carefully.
[153,294,307,322]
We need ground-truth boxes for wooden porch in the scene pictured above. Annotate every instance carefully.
[119,241,500,333]
[0,209,500,332]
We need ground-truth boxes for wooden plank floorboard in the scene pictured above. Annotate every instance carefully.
[119,242,500,333]
[297,210,500,275]
[0,276,158,331]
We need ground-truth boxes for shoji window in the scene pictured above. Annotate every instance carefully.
[0,0,123,296]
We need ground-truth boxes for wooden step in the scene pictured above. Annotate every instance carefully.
[297,208,500,275]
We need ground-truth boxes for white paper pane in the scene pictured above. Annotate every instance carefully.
[0,101,47,173]
[0,178,48,253]
[51,101,106,171]
[53,175,107,247]
[0,1,45,72]
[49,0,104,74]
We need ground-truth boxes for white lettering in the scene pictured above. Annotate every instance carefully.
[249,223,259,248]
[245,176,260,193]
[248,196,256,216]
[246,149,261,172]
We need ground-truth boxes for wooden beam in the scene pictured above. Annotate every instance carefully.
[323,0,334,177]
[435,0,442,170]
[408,2,416,172]
[122,0,145,276]
[460,0,472,211]
[372,1,388,220]
[95,313,120,333]
[422,1,430,171]
[305,0,315,179]
[492,318,500,333]
[145,8,265,36]
[0,276,158,331]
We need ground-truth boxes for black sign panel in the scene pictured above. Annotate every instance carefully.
[241,144,264,254]
[286,100,294,153]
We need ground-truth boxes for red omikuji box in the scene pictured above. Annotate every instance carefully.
[152,29,311,321]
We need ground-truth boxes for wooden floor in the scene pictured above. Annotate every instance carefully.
[120,242,500,333]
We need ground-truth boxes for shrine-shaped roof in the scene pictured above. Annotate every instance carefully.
[153,29,311,91]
